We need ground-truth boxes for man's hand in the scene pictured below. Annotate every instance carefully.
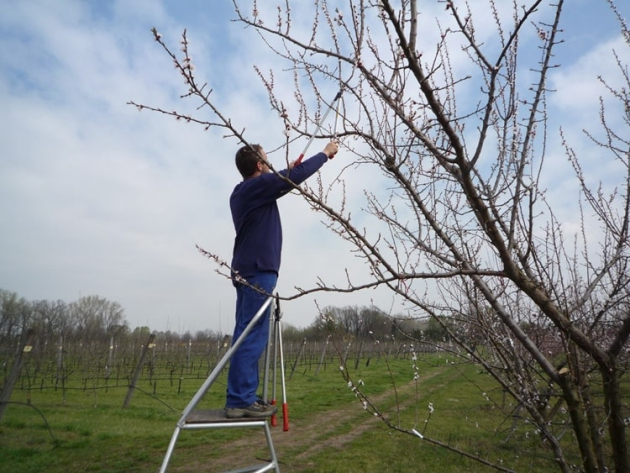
[290,141,339,169]
[323,141,339,159]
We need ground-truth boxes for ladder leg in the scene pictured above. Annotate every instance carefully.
[271,309,279,426]
[263,421,281,473]
[278,318,289,431]
[159,426,181,473]
[262,298,275,402]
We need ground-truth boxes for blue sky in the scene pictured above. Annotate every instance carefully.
[1,0,628,334]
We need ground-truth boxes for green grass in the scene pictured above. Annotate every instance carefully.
[0,354,584,472]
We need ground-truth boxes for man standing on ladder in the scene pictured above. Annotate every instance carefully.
[225,140,340,418]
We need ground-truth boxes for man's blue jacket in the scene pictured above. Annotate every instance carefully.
[230,152,328,281]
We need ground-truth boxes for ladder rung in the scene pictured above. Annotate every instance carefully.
[185,409,269,424]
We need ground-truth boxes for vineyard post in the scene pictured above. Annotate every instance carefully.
[342,340,352,365]
[122,332,156,408]
[0,329,36,421]
[314,335,330,376]
[288,338,307,381]
[354,338,365,370]
[55,334,67,404]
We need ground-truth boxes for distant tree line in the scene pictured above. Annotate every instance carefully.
[0,288,455,349]
[0,289,128,346]
[292,305,451,344]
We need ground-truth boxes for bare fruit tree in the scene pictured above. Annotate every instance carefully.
[131,0,630,471]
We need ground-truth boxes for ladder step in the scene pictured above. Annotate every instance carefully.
[185,409,266,424]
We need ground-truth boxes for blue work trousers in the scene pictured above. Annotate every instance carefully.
[226,271,277,408]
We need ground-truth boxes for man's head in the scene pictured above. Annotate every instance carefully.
[235,144,270,179]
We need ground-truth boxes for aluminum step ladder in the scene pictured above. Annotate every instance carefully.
[159,296,280,473]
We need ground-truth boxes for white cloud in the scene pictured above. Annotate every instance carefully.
[552,37,630,112]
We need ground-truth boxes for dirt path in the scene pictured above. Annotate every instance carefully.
[168,367,449,472]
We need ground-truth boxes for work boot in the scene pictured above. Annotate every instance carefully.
[225,400,278,418]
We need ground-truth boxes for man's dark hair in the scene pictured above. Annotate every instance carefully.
[235,144,263,178]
